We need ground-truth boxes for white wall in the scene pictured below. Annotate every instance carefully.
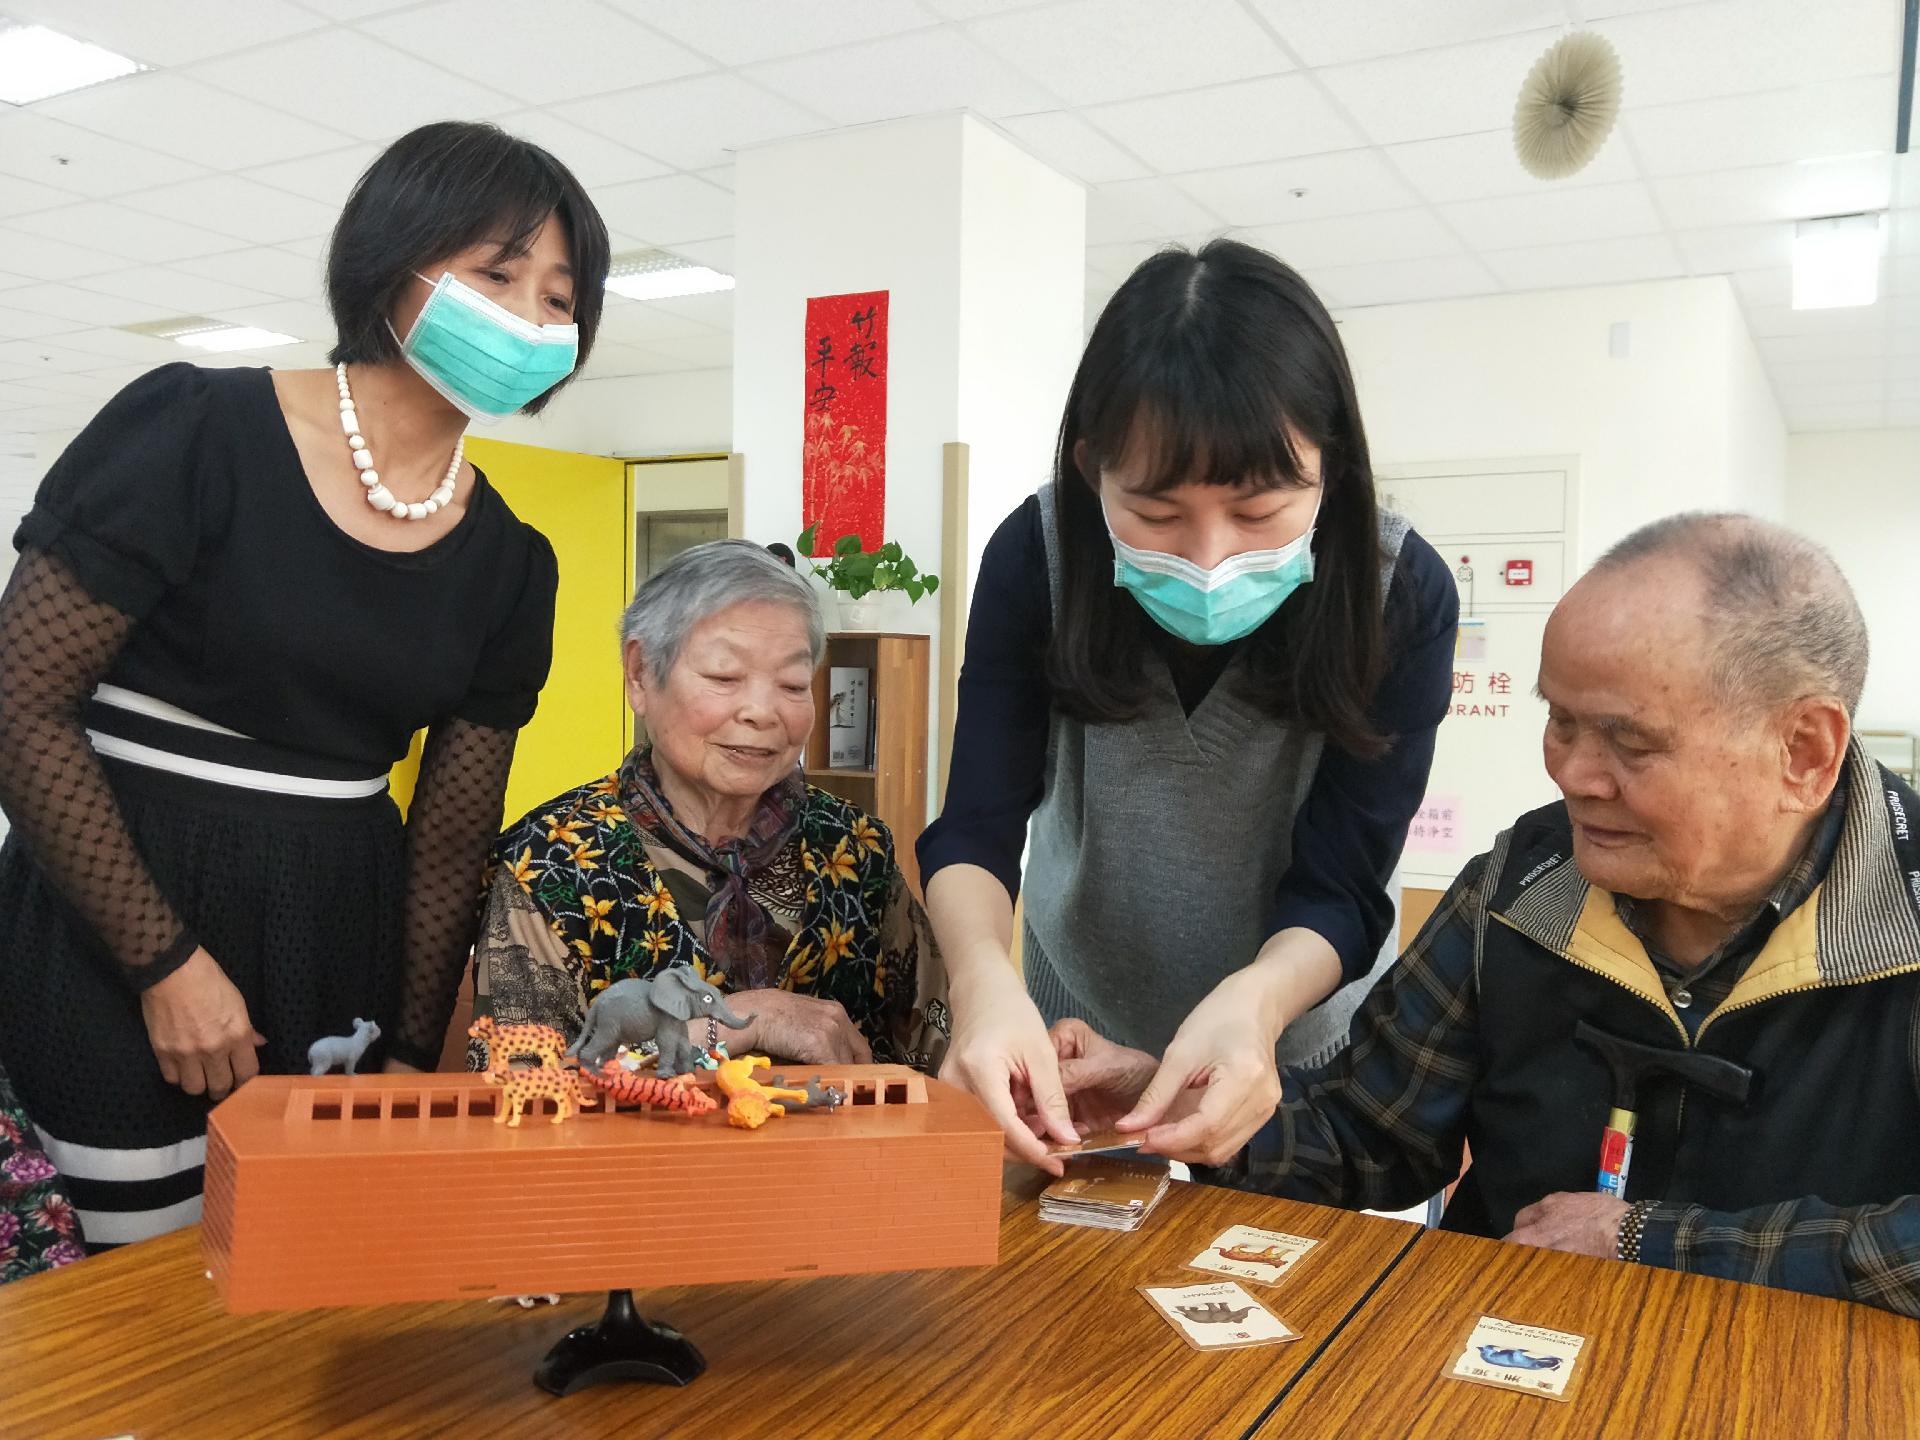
[493,367,730,458]
[1339,275,1787,568]
[1785,427,1920,733]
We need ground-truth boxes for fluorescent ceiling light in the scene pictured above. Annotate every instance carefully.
[1792,213,1881,310]
[0,24,144,105]
[606,248,736,301]
[172,325,301,352]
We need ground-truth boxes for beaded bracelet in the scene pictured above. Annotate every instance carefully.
[1616,1199,1656,1263]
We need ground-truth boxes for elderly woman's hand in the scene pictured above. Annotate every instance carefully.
[726,989,871,1066]
[1039,1018,1161,1136]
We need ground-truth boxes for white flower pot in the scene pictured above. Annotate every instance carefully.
[838,593,890,630]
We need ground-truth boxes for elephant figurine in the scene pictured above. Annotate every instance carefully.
[567,970,755,1076]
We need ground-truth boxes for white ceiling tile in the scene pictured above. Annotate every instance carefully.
[1742,303,1891,339]
[1595,0,1900,109]
[0,173,85,222]
[1085,239,1172,285]
[1886,376,1920,401]
[1247,0,1563,67]
[11,327,179,366]
[1897,154,1920,207]
[0,305,80,341]
[0,227,128,282]
[994,112,1148,186]
[1673,222,1795,275]
[8,202,246,263]
[967,0,1292,107]
[35,73,353,171]
[1783,403,1889,430]
[747,28,1054,124]
[1083,74,1361,174]
[362,0,710,107]
[1883,402,1920,427]
[1775,378,1886,409]
[1177,149,1420,228]
[1317,254,1500,309]
[591,174,734,246]
[279,236,328,259]
[1886,209,1920,258]
[291,0,415,16]
[1242,206,1464,270]
[578,340,664,379]
[71,265,279,316]
[0,110,209,196]
[1085,178,1221,244]
[694,166,735,192]
[1319,32,1565,145]
[922,0,1044,15]
[1730,267,1792,308]
[485,112,672,188]
[668,236,735,273]
[1625,78,1899,179]
[214,299,336,340]
[119,177,338,247]
[7,371,124,401]
[0,0,324,65]
[187,30,520,143]
[643,331,732,368]
[0,282,176,327]
[641,290,735,330]
[1438,181,1665,251]
[1758,330,1892,364]
[0,338,133,373]
[170,247,324,300]
[1887,256,1920,297]
[241,146,384,210]
[596,300,723,345]
[1482,233,1687,290]
[1651,155,1894,231]
[609,0,940,64]
[1766,354,1890,385]
[1890,353,1920,379]
[555,74,831,172]
[1384,127,1640,204]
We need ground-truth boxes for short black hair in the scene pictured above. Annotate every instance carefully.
[326,121,610,415]
[765,542,797,567]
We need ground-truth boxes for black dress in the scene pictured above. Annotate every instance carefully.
[0,363,556,1247]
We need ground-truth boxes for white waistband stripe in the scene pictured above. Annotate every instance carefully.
[87,731,389,800]
[74,1195,204,1246]
[36,1128,208,1183]
[92,683,249,738]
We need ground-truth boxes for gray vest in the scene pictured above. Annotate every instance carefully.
[1023,486,1411,1068]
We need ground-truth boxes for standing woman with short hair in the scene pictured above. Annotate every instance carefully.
[0,121,609,1249]
[919,240,1458,1172]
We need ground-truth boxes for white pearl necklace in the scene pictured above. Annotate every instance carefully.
[335,362,462,521]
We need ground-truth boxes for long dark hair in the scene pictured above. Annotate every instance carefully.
[1045,238,1388,758]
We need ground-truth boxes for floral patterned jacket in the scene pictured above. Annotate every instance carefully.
[471,756,948,1072]
[1,1057,84,1283]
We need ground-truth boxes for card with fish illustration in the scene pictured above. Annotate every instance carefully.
[1138,1280,1299,1351]
[1184,1224,1320,1287]
[1446,1315,1586,1401]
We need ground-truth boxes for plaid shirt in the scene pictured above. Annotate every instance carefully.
[1217,751,1920,1317]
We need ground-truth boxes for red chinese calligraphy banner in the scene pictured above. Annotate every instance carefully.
[801,289,888,555]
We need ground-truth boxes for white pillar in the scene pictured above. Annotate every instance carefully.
[732,113,1086,810]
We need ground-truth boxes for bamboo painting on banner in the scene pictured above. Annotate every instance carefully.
[802,290,888,554]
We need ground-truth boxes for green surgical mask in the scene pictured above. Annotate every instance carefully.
[392,271,577,424]
[1106,500,1319,645]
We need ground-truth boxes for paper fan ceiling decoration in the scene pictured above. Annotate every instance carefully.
[1513,31,1624,180]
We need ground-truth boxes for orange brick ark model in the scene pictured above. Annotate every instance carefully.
[201,1043,1002,1395]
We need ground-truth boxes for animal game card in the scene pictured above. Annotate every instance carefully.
[1045,1126,1146,1156]
[1137,1280,1300,1351]
[1446,1315,1587,1401]
[1184,1224,1320,1287]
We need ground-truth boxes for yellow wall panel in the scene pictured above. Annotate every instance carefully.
[390,438,632,825]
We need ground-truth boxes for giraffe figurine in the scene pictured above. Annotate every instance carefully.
[485,1064,601,1127]
[468,1016,569,1075]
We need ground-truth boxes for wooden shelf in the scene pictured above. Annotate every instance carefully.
[806,632,929,893]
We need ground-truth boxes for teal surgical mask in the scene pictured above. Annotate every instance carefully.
[391,271,577,424]
[1106,498,1320,645]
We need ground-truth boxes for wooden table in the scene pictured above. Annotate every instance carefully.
[1253,1224,1920,1439]
[0,1170,1418,1440]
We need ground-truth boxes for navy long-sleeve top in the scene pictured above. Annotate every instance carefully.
[916,494,1460,986]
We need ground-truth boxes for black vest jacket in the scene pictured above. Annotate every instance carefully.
[1443,750,1920,1239]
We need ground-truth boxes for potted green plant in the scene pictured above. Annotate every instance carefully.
[795,523,940,630]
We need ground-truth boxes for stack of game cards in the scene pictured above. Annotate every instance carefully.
[1039,1155,1171,1231]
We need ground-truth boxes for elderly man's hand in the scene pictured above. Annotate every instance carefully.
[1504,1192,1632,1259]
[725,989,871,1066]
[1035,1018,1161,1136]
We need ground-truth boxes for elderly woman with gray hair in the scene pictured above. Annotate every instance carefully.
[472,539,947,1072]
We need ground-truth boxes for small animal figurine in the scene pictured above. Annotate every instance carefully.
[714,1054,813,1131]
[582,1058,719,1115]
[567,970,756,1076]
[1175,1301,1255,1326]
[485,1064,601,1128]
[1477,1346,1563,1371]
[765,1073,846,1110]
[307,1018,380,1076]
[466,1016,569,1075]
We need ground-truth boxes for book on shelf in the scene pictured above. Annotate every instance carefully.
[827,666,872,770]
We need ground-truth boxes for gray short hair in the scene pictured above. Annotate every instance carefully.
[1593,512,1868,717]
[620,538,825,683]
